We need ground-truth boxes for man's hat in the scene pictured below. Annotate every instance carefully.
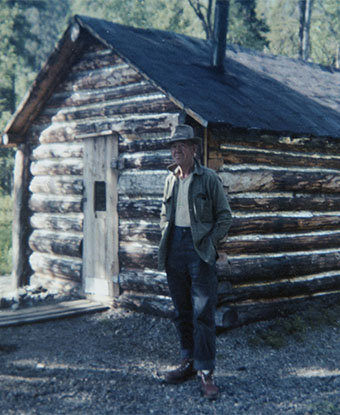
[168,124,202,146]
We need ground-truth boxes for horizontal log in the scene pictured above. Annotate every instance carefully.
[32,113,182,144]
[116,270,169,296]
[47,82,159,109]
[113,292,174,318]
[113,286,340,328]
[32,143,83,160]
[69,49,124,73]
[30,175,83,195]
[29,194,83,213]
[216,291,340,328]
[119,220,160,244]
[31,159,83,176]
[30,272,81,292]
[119,136,171,153]
[38,94,178,125]
[118,197,161,220]
[30,213,83,232]
[229,192,340,212]
[123,150,172,170]
[119,242,158,271]
[218,271,340,303]
[118,170,167,196]
[219,168,340,194]
[223,230,340,254]
[218,249,340,283]
[59,64,144,92]
[211,127,340,155]
[120,212,340,247]
[229,212,340,235]
[29,252,82,282]
[219,144,340,170]
[29,230,82,258]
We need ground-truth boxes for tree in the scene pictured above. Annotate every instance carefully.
[187,0,268,50]
[70,0,197,35]
[229,0,268,50]
[257,0,300,58]
[299,0,314,60]
[310,0,340,67]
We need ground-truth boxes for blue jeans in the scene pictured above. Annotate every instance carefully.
[165,226,217,371]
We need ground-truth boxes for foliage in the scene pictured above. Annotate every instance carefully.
[257,0,340,66]
[0,194,12,275]
[0,148,14,195]
[70,0,199,36]
[187,0,269,50]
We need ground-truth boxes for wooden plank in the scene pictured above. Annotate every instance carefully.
[0,300,109,327]
[83,134,119,297]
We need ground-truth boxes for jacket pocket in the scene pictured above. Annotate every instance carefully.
[194,192,213,222]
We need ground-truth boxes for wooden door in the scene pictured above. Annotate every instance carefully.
[83,133,119,298]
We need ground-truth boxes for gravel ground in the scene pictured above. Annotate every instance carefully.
[1,304,340,415]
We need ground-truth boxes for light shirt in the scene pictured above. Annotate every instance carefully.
[175,173,192,227]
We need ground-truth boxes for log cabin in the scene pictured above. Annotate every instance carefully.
[3,12,340,327]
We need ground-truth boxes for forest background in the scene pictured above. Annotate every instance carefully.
[0,0,339,274]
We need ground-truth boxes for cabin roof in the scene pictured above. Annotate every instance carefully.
[3,15,340,144]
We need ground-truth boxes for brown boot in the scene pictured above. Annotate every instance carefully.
[199,371,219,400]
[164,359,197,384]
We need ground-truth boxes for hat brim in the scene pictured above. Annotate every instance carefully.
[168,137,202,146]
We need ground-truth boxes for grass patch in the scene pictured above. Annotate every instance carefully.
[0,194,12,275]
[248,304,340,349]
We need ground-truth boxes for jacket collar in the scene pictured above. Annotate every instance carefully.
[167,158,203,177]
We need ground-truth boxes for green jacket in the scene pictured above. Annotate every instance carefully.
[158,159,232,270]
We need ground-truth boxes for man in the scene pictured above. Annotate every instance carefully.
[158,124,232,400]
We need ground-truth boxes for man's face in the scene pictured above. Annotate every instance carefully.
[170,140,195,167]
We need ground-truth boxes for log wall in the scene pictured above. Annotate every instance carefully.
[26,38,182,298]
[23,35,340,327]
[209,128,340,326]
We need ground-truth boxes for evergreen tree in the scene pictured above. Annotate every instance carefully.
[229,0,268,50]
[70,0,198,36]
[188,0,269,50]
[310,0,340,67]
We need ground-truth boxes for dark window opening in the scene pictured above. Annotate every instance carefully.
[94,181,106,211]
